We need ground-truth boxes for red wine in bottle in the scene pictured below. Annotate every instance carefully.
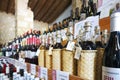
[102,12,120,80]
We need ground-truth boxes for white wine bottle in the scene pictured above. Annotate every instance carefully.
[102,12,120,79]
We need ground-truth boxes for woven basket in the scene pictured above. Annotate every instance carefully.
[52,49,62,70]
[96,48,104,80]
[45,50,52,69]
[38,50,45,67]
[62,49,77,75]
[78,50,97,80]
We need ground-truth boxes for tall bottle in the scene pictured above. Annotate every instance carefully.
[53,23,63,49]
[94,26,103,48]
[74,7,80,22]
[39,31,46,50]
[102,12,120,79]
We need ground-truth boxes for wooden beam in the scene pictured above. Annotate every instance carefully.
[28,0,38,10]
[0,0,9,12]
[7,0,15,14]
[41,0,61,22]
[37,0,55,21]
[35,0,47,19]
[34,0,46,18]
[46,0,71,23]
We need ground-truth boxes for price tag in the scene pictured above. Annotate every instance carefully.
[74,47,82,60]
[66,41,75,51]
[31,64,36,75]
[39,67,48,80]
[56,70,69,80]
[6,66,9,74]
[52,70,57,80]
[36,49,40,56]
[48,47,53,55]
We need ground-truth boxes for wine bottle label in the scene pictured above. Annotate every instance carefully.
[56,37,61,43]
[61,29,67,41]
[102,66,120,80]
[74,47,82,60]
[110,12,120,32]
[6,66,9,74]
[66,41,75,51]
[69,26,73,34]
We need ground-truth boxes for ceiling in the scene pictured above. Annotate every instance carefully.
[0,0,71,23]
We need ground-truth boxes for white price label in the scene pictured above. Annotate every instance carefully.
[74,47,82,60]
[39,67,48,80]
[31,64,36,75]
[36,49,40,56]
[48,47,53,55]
[56,70,69,80]
[66,41,75,51]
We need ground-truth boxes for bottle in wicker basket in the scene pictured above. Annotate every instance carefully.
[102,12,120,80]
[77,21,97,80]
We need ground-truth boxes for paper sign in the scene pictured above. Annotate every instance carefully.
[52,70,57,80]
[74,20,85,39]
[56,70,69,80]
[31,64,36,75]
[74,47,82,60]
[66,41,75,51]
[39,67,48,80]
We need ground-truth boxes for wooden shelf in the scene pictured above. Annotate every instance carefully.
[26,63,86,80]
[99,17,110,31]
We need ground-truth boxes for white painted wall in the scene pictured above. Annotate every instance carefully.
[98,0,120,18]
[50,5,72,25]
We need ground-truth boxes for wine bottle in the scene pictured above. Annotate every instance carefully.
[81,21,96,50]
[52,24,57,46]
[53,23,63,49]
[102,12,120,79]
[94,26,103,48]
[41,31,47,50]
[101,29,109,48]
[75,7,80,22]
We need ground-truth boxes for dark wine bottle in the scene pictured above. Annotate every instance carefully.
[53,23,63,49]
[102,12,120,79]
[75,7,80,22]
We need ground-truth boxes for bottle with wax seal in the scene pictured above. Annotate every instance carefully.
[81,21,96,50]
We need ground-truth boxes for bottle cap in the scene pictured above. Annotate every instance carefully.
[110,12,120,32]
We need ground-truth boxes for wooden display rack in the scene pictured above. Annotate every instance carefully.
[26,63,87,80]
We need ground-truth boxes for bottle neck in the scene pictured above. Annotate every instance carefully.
[56,30,61,43]
[107,31,120,48]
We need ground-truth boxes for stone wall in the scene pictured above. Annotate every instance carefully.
[0,11,48,44]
